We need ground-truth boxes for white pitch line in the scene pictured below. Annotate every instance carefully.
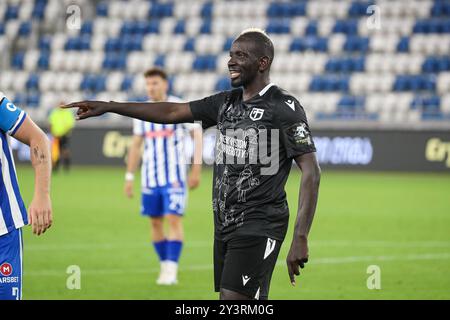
[24,240,450,251]
[23,252,450,277]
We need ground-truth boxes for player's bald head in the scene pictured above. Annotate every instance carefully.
[234,28,274,66]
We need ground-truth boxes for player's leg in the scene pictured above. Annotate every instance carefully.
[218,235,282,300]
[214,238,226,299]
[60,136,71,172]
[0,228,23,300]
[141,188,168,284]
[161,186,186,285]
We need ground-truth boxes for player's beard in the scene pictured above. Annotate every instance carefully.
[231,73,254,88]
[231,77,243,87]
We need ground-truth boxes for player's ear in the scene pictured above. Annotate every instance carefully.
[259,56,270,72]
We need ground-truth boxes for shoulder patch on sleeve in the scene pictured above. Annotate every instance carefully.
[287,122,313,146]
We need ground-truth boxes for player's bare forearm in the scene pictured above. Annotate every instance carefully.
[191,127,203,166]
[124,136,143,198]
[13,117,53,235]
[292,153,321,239]
[126,136,143,174]
[30,131,51,197]
[64,101,194,124]
[188,128,202,189]
[286,152,320,285]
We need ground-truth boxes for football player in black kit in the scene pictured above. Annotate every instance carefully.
[64,28,321,300]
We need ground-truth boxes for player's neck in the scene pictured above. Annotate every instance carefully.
[242,78,270,102]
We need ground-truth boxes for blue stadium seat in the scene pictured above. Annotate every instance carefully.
[193,55,217,71]
[13,93,27,107]
[121,75,134,91]
[290,37,328,52]
[413,19,450,33]
[18,22,32,37]
[266,19,291,34]
[267,2,306,17]
[149,2,174,18]
[32,0,47,20]
[105,38,120,52]
[38,52,49,70]
[431,1,450,17]
[81,74,106,92]
[39,36,51,51]
[343,36,369,52]
[0,23,5,35]
[397,37,409,52]
[121,22,136,35]
[96,2,108,17]
[223,37,234,51]
[201,2,213,18]
[81,21,93,35]
[154,54,165,67]
[200,19,212,34]
[12,52,25,69]
[422,57,450,72]
[348,1,373,17]
[215,77,232,91]
[65,36,91,51]
[338,95,365,111]
[26,74,40,90]
[128,95,148,102]
[394,75,436,91]
[174,20,186,34]
[147,20,160,34]
[325,57,365,72]
[310,75,349,92]
[27,93,40,108]
[5,5,19,20]
[411,95,441,110]
[103,53,127,70]
[305,21,318,36]
[333,20,359,35]
[184,38,196,51]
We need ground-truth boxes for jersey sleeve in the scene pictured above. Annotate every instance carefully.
[132,119,144,136]
[277,95,316,159]
[189,92,227,129]
[0,94,27,136]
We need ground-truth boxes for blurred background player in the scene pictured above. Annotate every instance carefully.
[0,92,52,300]
[48,102,75,173]
[124,68,203,285]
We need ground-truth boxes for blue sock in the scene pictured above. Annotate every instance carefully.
[166,240,183,263]
[153,239,168,262]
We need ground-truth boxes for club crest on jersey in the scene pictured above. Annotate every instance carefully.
[249,108,264,121]
[0,262,13,276]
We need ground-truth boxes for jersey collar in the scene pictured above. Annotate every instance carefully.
[258,83,275,96]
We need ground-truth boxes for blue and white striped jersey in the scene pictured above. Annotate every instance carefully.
[132,95,199,190]
[0,92,28,236]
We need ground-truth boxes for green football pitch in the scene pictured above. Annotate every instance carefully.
[16,166,450,300]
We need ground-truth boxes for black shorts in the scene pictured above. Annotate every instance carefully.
[58,135,70,150]
[214,235,282,300]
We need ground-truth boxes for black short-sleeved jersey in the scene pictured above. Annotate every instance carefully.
[189,84,316,241]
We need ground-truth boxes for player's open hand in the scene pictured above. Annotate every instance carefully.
[62,101,108,120]
[124,181,134,198]
[187,171,201,190]
[28,194,53,236]
[286,236,309,286]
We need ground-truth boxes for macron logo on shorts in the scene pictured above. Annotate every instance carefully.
[0,263,13,276]
[263,238,276,260]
